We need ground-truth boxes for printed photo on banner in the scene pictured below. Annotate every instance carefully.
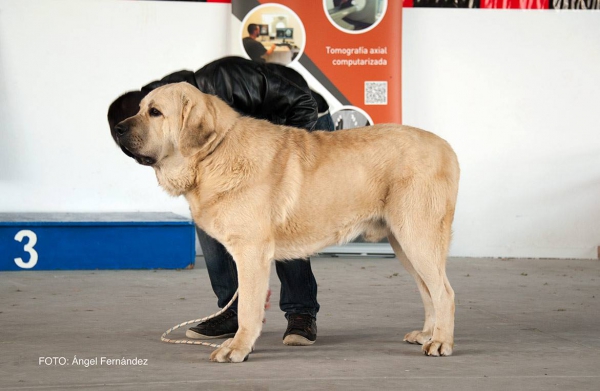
[240,4,305,65]
[324,0,387,33]
[331,106,373,130]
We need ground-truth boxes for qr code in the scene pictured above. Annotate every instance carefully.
[365,81,388,105]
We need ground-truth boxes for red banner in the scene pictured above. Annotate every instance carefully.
[233,0,403,125]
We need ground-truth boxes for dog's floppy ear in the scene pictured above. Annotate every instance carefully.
[179,93,213,158]
[179,87,238,159]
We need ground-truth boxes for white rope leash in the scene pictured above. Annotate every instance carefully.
[161,289,239,348]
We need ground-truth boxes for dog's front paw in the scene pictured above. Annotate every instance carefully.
[209,343,252,363]
[403,330,432,345]
[219,338,234,348]
[422,339,453,357]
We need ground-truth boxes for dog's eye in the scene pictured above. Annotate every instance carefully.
[149,108,162,117]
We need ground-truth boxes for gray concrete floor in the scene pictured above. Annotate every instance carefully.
[1,256,599,390]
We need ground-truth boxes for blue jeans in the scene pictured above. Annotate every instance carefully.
[197,227,319,318]
[196,113,334,319]
[315,112,334,133]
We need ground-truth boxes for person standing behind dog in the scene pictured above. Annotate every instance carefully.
[108,56,333,346]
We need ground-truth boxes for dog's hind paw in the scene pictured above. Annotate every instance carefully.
[422,340,453,357]
[403,330,432,345]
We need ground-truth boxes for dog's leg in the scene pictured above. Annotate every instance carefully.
[388,235,434,345]
[390,206,455,357]
[402,238,454,356]
[209,243,273,363]
[400,227,454,356]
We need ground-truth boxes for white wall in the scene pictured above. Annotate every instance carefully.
[0,1,598,259]
[403,9,600,259]
[0,0,229,219]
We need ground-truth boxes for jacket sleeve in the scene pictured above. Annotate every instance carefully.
[195,59,318,130]
[141,70,197,93]
[261,71,318,130]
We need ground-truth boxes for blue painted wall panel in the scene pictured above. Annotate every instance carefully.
[0,213,195,271]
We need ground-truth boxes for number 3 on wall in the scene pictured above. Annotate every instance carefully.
[14,230,39,269]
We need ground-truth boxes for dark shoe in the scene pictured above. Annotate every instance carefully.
[283,314,317,346]
[186,309,238,339]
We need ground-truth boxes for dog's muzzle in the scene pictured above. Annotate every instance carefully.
[113,122,157,166]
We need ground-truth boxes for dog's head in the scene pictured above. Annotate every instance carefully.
[111,82,238,167]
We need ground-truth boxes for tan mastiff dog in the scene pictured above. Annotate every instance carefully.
[113,82,460,363]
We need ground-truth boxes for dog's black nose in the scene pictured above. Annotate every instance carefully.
[114,123,129,136]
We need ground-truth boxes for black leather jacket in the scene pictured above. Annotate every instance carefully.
[141,56,321,130]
